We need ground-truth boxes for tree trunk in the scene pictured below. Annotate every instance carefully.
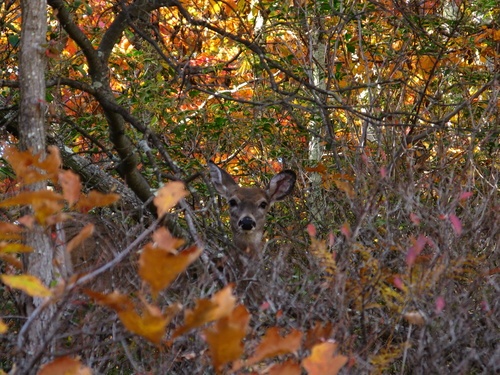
[17,0,56,372]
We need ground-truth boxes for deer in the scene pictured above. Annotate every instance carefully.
[209,161,296,253]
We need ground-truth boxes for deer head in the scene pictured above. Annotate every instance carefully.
[209,161,296,253]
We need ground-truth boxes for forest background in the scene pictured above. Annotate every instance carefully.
[0,0,498,373]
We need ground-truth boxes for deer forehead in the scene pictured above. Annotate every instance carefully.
[229,186,269,205]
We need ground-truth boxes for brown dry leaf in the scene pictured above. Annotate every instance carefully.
[138,244,202,298]
[38,356,91,375]
[58,169,81,205]
[1,274,52,298]
[0,190,64,222]
[268,360,302,375]
[304,322,334,350]
[403,311,425,325]
[204,304,250,372]
[245,327,302,367]
[154,182,188,217]
[76,190,120,213]
[85,290,180,344]
[152,227,185,252]
[173,285,236,337]
[302,341,348,375]
[66,223,95,253]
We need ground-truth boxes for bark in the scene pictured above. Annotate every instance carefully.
[16,0,56,372]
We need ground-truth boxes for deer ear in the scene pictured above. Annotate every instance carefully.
[209,161,238,198]
[267,170,296,204]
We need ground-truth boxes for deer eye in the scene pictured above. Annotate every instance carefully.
[259,201,268,209]
[228,199,238,207]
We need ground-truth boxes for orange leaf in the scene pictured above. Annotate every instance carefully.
[154,182,188,217]
[173,285,236,337]
[66,223,94,253]
[204,305,250,371]
[152,227,185,252]
[85,290,180,344]
[58,170,81,205]
[304,322,334,350]
[138,244,202,298]
[268,360,302,375]
[246,327,302,366]
[0,190,64,224]
[38,356,92,375]
[75,190,120,213]
[302,341,348,375]
[1,274,52,298]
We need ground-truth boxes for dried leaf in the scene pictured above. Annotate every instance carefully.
[302,341,348,375]
[304,322,334,350]
[246,327,302,366]
[1,274,52,298]
[204,305,250,371]
[154,182,188,217]
[85,290,181,344]
[66,223,94,253]
[76,191,120,213]
[152,227,185,252]
[268,360,302,375]
[38,356,92,375]
[58,169,81,205]
[139,244,202,298]
[174,285,236,337]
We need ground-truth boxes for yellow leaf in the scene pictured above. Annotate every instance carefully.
[154,182,188,217]
[38,356,92,375]
[1,274,52,298]
[0,242,32,254]
[138,244,202,298]
[303,342,348,375]
[0,318,7,334]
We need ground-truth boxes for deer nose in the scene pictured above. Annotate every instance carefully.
[239,216,256,231]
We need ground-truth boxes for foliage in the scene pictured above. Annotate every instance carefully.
[0,0,498,373]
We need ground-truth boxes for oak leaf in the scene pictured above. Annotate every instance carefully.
[138,244,202,298]
[302,341,348,375]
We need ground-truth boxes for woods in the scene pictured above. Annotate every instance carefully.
[0,0,498,373]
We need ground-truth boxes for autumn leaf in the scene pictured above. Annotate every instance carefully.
[173,285,236,337]
[152,227,185,251]
[1,274,52,298]
[245,327,302,366]
[58,169,82,205]
[138,244,202,298]
[268,360,302,375]
[204,304,250,372]
[0,242,32,254]
[85,290,181,344]
[304,322,334,350]
[302,341,348,375]
[38,356,92,375]
[66,223,94,253]
[0,318,8,334]
[75,190,120,213]
[403,311,425,325]
[154,181,188,217]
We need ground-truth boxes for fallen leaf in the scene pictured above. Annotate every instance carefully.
[246,327,302,366]
[38,356,92,375]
